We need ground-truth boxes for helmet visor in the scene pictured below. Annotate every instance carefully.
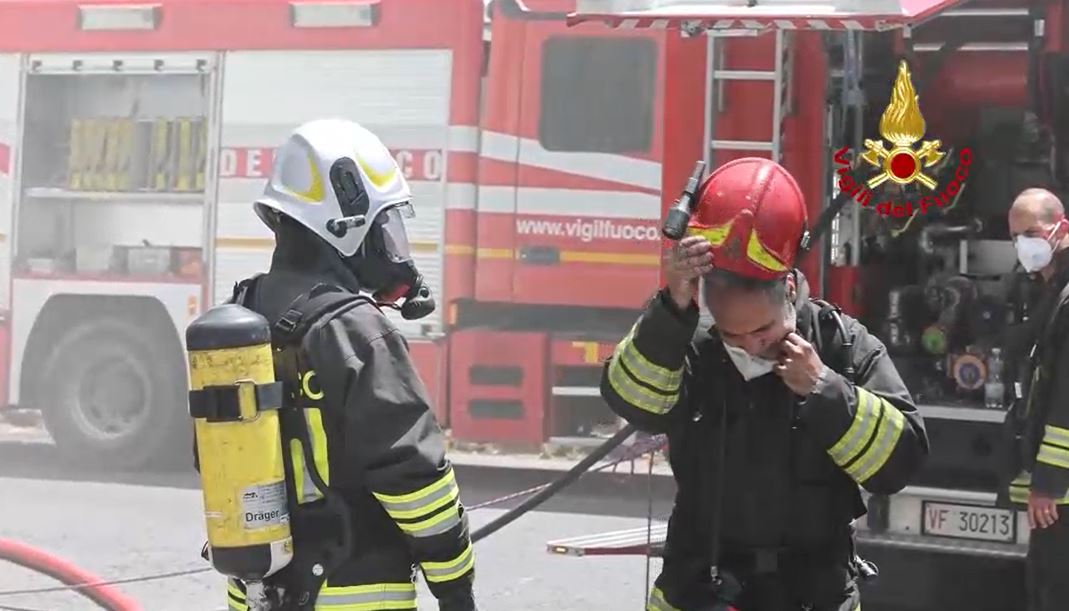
[375,202,415,263]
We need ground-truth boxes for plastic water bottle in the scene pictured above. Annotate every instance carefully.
[985,348,1005,409]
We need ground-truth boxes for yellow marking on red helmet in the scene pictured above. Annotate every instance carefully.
[685,221,732,247]
[747,230,788,272]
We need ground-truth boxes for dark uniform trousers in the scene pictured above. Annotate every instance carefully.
[650,544,862,611]
[726,547,861,611]
[1027,518,1069,611]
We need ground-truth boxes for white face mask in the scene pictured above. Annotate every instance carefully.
[1016,223,1061,273]
[724,342,778,381]
[721,303,796,381]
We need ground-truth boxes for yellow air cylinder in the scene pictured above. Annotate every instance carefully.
[186,303,293,582]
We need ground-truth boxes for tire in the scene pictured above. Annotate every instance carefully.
[38,317,190,470]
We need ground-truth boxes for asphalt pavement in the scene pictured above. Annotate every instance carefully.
[0,430,676,611]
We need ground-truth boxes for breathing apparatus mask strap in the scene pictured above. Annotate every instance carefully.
[326,158,436,320]
[350,206,436,320]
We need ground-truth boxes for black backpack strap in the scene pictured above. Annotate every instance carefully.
[264,283,374,609]
[1018,278,1069,424]
[229,273,266,306]
[272,283,375,349]
[1038,279,1069,353]
[809,298,857,385]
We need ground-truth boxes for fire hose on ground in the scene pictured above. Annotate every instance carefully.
[0,538,142,611]
[0,423,660,609]
[470,423,640,542]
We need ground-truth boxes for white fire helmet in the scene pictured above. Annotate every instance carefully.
[253,119,414,258]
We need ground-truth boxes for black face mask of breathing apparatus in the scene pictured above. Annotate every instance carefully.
[325,158,436,321]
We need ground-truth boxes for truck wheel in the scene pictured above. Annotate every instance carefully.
[39,318,189,469]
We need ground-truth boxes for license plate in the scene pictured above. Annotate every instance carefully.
[921,501,1017,543]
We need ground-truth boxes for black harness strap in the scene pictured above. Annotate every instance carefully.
[230,276,375,610]
[810,298,856,385]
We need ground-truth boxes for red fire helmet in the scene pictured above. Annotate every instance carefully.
[687,157,808,281]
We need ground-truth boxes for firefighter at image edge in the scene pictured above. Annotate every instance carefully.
[600,157,931,611]
[1000,188,1069,611]
[214,119,478,611]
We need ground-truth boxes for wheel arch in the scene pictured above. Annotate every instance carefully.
[19,294,186,409]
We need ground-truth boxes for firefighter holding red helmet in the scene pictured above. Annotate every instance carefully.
[600,158,930,611]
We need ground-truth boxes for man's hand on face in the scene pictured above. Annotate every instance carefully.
[664,236,714,310]
[774,332,826,396]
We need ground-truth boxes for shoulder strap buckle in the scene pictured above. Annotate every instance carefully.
[270,282,370,349]
[274,309,303,336]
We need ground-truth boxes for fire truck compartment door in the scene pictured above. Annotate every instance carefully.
[215,49,452,339]
[566,0,968,31]
[0,54,19,311]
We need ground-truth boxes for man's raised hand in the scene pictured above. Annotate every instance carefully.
[664,235,713,310]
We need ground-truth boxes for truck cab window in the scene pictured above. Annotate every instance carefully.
[538,37,656,154]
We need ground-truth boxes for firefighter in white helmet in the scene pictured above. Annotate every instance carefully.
[217,119,478,611]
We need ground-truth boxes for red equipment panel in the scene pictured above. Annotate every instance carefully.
[449,330,548,445]
[407,339,448,425]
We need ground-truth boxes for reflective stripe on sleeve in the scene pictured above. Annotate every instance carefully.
[1009,471,1032,504]
[646,586,680,611]
[227,579,248,611]
[606,325,682,415]
[826,388,906,484]
[373,468,463,538]
[1007,470,1069,505]
[420,542,475,584]
[1037,425,1069,470]
[316,582,417,610]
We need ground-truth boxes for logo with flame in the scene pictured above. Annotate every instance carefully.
[860,60,945,190]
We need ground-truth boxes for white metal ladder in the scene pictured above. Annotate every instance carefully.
[703,28,793,168]
[696,29,793,329]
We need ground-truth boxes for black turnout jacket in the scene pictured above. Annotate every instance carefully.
[600,272,928,607]
[227,218,475,608]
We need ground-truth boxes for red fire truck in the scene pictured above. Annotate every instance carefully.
[0,0,1052,606]
[0,0,674,467]
[537,0,1068,608]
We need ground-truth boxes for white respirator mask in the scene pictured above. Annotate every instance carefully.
[1015,222,1062,273]
[723,343,778,381]
[722,302,797,381]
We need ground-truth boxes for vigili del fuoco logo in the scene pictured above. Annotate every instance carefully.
[833,60,973,217]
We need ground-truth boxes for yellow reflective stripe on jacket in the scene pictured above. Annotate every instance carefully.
[616,324,683,391]
[226,579,416,610]
[373,468,462,538]
[227,579,248,611]
[827,388,905,484]
[317,582,417,610]
[290,408,331,504]
[421,541,475,584]
[1037,425,1069,470]
[607,326,682,415]
[1008,470,1069,505]
[1009,471,1030,504]
[646,586,680,611]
